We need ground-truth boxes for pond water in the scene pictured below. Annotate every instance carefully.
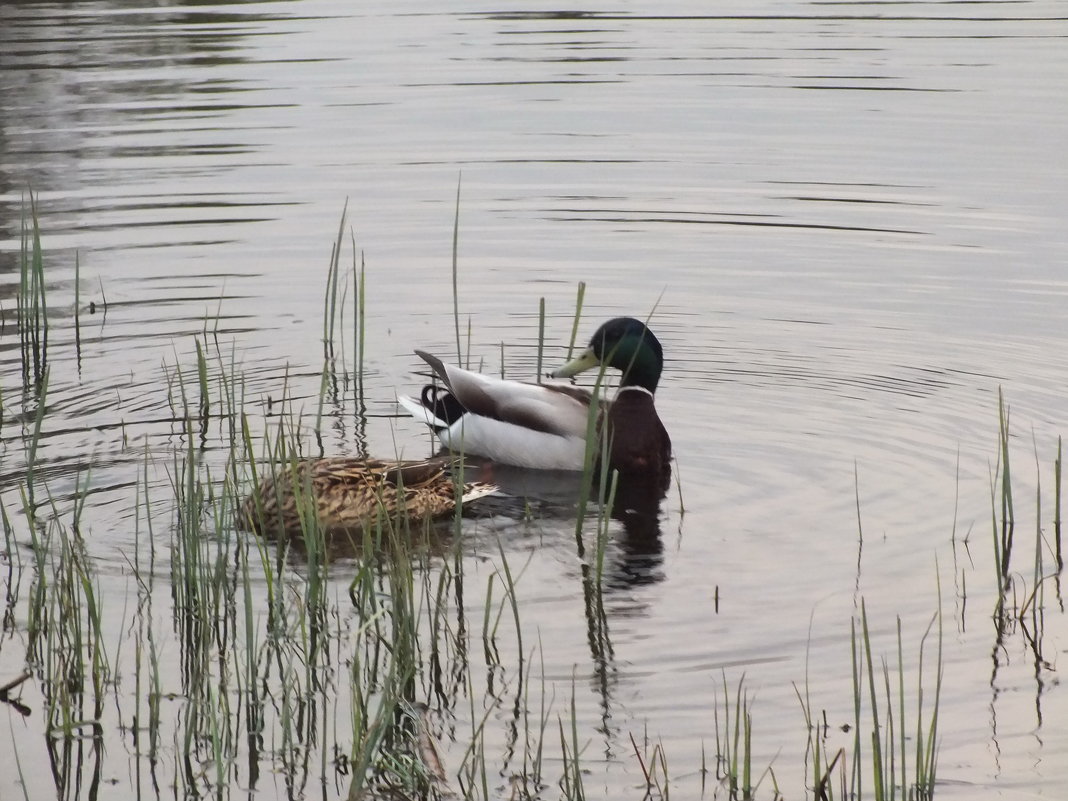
[1,1,1067,799]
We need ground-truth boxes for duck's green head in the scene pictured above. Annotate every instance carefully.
[551,317,664,392]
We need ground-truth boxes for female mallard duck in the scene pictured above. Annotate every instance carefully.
[398,317,671,478]
[241,456,497,536]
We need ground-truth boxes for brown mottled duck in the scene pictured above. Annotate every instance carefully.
[241,456,497,536]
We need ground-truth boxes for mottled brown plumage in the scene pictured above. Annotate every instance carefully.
[241,456,496,536]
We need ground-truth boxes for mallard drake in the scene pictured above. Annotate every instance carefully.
[241,456,497,536]
[398,317,671,477]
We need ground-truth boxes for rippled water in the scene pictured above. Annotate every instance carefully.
[2,1,1067,798]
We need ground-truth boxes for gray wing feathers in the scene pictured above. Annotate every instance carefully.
[414,351,591,438]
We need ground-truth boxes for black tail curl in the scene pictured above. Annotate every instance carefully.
[420,385,467,426]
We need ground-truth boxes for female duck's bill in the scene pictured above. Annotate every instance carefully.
[399,317,671,479]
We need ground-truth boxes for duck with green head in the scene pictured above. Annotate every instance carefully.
[552,316,672,478]
[399,317,671,479]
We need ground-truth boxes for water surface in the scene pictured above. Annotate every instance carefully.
[1,1,1067,798]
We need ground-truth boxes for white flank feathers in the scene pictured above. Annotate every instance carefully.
[401,356,595,470]
[436,415,587,470]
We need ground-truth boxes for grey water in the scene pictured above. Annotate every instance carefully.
[1,1,1067,798]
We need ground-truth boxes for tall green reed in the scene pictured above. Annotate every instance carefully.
[18,193,48,385]
[991,389,1015,598]
[795,600,942,801]
[1055,436,1063,570]
[452,174,463,365]
[324,200,349,357]
[566,281,586,359]
[714,672,757,800]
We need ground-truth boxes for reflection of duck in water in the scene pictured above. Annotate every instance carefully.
[241,456,496,538]
[604,472,669,588]
[461,452,668,592]
[467,462,669,588]
[399,317,671,481]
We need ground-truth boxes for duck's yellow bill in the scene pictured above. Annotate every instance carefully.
[550,348,600,379]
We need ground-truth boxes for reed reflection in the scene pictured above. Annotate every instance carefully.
[476,461,670,591]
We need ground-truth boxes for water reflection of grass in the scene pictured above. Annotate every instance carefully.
[5,207,1065,800]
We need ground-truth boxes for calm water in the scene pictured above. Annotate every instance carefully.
[2,1,1067,798]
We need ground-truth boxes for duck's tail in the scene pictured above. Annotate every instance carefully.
[397,394,448,429]
[460,481,498,504]
[398,384,469,430]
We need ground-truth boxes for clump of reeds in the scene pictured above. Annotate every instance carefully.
[712,672,759,799]
[983,390,1062,675]
[18,193,49,385]
[795,599,943,801]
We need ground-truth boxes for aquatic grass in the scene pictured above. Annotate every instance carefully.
[235,489,265,778]
[853,600,942,801]
[129,448,163,763]
[452,174,463,365]
[94,275,109,319]
[74,251,82,365]
[324,200,349,356]
[515,635,551,798]
[0,207,549,798]
[1,493,21,634]
[10,213,1055,801]
[566,280,586,359]
[1055,436,1063,570]
[984,391,1064,653]
[558,674,586,801]
[493,537,526,692]
[22,367,49,519]
[630,729,673,801]
[20,481,110,744]
[713,671,760,800]
[354,252,366,403]
[913,599,943,801]
[570,358,611,557]
[18,193,49,385]
[794,595,943,801]
[536,296,546,382]
[194,337,210,440]
[592,467,618,593]
[346,521,475,800]
[481,570,500,669]
[157,344,341,797]
[992,389,1015,596]
[0,225,668,801]
[5,714,31,801]
[567,358,616,671]
[314,356,332,449]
